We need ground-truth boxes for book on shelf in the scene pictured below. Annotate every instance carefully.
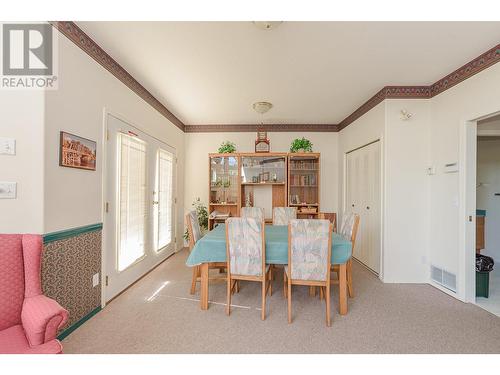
[290,174,317,186]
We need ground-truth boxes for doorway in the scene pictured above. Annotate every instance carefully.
[345,140,382,275]
[475,115,500,316]
[104,113,177,302]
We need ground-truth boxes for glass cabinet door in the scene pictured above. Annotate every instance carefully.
[289,155,320,216]
[209,156,239,204]
[240,156,286,184]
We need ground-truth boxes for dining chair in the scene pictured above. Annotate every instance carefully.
[318,212,337,233]
[284,219,333,326]
[186,211,226,294]
[241,206,265,221]
[225,217,272,320]
[273,207,297,225]
[331,212,359,298]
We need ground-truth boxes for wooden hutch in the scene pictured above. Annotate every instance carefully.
[208,152,320,227]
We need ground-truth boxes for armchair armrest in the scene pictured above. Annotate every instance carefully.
[21,295,69,346]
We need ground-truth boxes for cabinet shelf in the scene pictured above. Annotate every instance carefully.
[241,182,285,186]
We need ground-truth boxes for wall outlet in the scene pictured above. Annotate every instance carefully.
[0,182,17,199]
[92,273,100,287]
[0,138,16,155]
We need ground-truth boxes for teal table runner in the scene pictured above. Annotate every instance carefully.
[186,224,352,266]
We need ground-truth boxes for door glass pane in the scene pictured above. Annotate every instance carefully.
[118,134,147,271]
[155,149,174,251]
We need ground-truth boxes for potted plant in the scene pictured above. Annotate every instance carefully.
[290,137,313,153]
[218,141,236,154]
[184,198,209,242]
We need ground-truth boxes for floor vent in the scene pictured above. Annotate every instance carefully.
[431,265,457,292]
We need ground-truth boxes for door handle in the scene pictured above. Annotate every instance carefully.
[352,204,355,207]
[153,201,159,205]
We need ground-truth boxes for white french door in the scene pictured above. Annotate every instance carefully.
[345,140,381,274]
[105,114,176,301]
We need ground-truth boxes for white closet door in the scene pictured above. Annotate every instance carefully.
[345,141,381,274]
[365,141,381,273]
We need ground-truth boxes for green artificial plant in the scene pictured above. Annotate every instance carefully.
[184,198,209,242]
[217,141,237,154]
[290,137,313,153]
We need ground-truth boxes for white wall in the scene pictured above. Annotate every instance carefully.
[338,100,431,283]
[184,131,339,214]
[429,62,500,299]
[0,90,45,233]
[384,99,430,282]
[477,138,500,261]
[44,34,185,248]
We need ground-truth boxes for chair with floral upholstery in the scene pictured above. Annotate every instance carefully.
[186,211,226,294]
[225,217,271,320]
[284,219,332,326]
[330,212,359,298]
[240,207,265,221]
[272,207,297,225]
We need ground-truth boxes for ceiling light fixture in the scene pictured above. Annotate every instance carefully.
[253,101,273,129]
[252,21,283,31]
[253,101,273,114]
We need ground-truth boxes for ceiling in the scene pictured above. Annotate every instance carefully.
[77,22,500,126]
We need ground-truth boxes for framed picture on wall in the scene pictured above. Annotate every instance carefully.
[59,131,97,171]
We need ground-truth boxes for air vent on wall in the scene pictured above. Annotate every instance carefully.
[431,265,457,292]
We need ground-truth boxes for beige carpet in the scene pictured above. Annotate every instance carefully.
[63,249,500,354]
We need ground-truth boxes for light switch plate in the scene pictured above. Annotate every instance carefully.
[92,273,100,287]
[0,138,16,155]
[0,182,16,199]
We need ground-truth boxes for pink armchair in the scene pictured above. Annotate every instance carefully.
[0,234,68,354]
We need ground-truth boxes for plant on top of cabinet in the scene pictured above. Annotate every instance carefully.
[217,141,237,154]
[290,137,313,153]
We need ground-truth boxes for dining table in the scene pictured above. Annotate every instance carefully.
[185,223,353,314]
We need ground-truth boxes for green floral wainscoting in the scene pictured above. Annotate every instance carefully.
[42,224,102,336]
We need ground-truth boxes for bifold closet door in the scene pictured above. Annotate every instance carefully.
[345,141,381,274]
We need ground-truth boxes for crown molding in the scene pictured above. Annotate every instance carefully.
[50,22,499,134]
[184,123,340,133]
[339,44,500,130]
[50,21,185,131]
[430,44,500,97]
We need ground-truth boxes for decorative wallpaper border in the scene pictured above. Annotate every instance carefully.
[430,44,500,97]
[185,123,340,133]
[49,21,185,132]
[50,22,499,133]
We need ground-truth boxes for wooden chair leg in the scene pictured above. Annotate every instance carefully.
[347,259,354,298]
[269,267,273,296]
[226,275,231,316]
[287,277,292,324]
[309,286,316,297]
[319,286,324,300]
[190,266,199,295]
[326,282,331,327]
[283,270,287,298]
[261,279,266,320]
[339,263,347,315]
